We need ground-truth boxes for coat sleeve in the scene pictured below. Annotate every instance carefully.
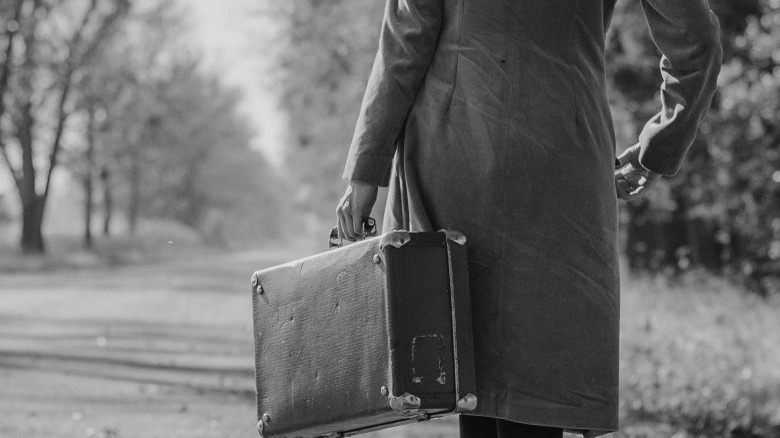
[343,0,443,187]
[637,0,723,176]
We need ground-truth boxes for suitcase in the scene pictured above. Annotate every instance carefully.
[251,229,477,438]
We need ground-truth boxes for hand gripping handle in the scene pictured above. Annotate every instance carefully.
[328,217,377,249]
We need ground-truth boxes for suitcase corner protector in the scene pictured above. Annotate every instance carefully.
[380,231,412,250]
[456,393,478,412]
[439,229,467,246]
[257,413,273,437]
[388,392,422,412]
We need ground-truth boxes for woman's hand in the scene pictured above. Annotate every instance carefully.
[336,180,378,240]
[615,144,662,201]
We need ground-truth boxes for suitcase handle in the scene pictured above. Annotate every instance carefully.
[329,217,377,249]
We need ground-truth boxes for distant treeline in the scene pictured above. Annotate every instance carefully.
[265,0,779,294]
[2,0,776,293]
[0,0,281,253]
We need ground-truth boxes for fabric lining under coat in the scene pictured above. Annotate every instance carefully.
[343,1,722,436]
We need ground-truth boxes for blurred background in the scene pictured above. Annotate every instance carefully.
[0,0,778,437]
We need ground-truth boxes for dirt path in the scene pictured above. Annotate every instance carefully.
[6,249,777,437]
[0,249,457,438]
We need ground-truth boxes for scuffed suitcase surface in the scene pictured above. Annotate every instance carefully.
[252,231,476,438]
[383,237,456,407]
[253,240,393,437]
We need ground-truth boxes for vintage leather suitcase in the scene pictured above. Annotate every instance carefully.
[251,229,477,438]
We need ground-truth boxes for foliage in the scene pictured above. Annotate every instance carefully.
[107,3,284,246]
[261,0,384,221]
[608,0,779,294]
[0,0,130,253]
[620,273,780,437]
[0,0,283,252]
[266,0,779,293]
[1,248,777,437]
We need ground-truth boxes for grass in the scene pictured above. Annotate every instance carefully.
[0,246,778,438]
[0,220,208,273]
[619,273,780,438]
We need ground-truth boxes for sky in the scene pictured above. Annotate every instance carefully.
[184,0,287,167]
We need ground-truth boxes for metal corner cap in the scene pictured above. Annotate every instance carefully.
[379,231,411,250]
[388,392,422,412]
[439,229,467,246]
[456,393,478,412]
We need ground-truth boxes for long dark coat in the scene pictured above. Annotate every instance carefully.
[343,1,722,436]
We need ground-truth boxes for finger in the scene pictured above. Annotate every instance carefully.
[336,193,347,239]
[337,217,348,240]
[625,189,644,201]
[620,180,641,200]
[337,207,348,240]
[616,150,631,168]
[615,175,632,200]
[630,185,647,198]
[352,211,366,239]
[341,203,356,240]
[621,165,646,189]
[338,203,355,240]
[625,180,653,201]
[616,143,640,168]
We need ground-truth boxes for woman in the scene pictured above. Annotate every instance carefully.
[336,1,722,436]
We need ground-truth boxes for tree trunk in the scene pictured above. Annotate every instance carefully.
[20,197,44,254]
[83,174,93,248]
[100,166,112,236]
[128,152,140,235]
[83,107,96,248]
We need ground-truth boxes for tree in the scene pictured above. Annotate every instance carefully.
[65,2,174,245]
[266,0,779,292]
[133,60,282,244]
[607,0,778,293]
[0,0,130,253]
[260,0,384,222]
[702,0,779,292]
[76,0,283,246]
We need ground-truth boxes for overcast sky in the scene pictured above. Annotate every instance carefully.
[185,0,287,167]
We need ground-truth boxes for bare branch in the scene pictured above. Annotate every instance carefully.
[80,1,132,65]
[42,0,130,203]
[0,143,23,192]
[41,75,72,204]
[65,0,100,70]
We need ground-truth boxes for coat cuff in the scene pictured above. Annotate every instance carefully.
[637,111,688,176]
[342,151,393,187]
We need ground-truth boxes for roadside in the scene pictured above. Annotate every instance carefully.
[0,248,778,438]
[0,246,459,438]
